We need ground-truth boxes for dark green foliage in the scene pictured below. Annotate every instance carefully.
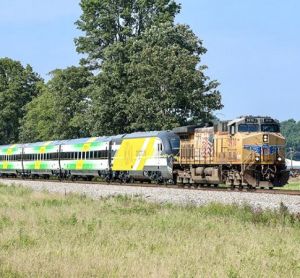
[75,0,222,135]
[280,119,300,159]
[20,66,92,141]
[12,1,222,141]
[75,0,181,68]
[0,58,41,144]
[88,23,222,134]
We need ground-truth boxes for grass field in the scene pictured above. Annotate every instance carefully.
[281,181,300,190]
[0,184,300,277]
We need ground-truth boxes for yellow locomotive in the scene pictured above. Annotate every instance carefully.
[174,116,289,188]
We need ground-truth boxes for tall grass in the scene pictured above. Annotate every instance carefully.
[0,184,300,277]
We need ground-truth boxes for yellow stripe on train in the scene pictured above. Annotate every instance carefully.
[39,141,53,153]
[6,144,17,155]
[76,160,84,170]
[82,137,98,152]
[112,137,156,171]
[136,137,155,171]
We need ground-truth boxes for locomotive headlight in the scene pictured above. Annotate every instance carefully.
[277,157,282,162]
[255,157,260,162]
[263,134,269,143]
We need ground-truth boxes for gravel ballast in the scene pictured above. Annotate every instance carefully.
[1,179,300,213]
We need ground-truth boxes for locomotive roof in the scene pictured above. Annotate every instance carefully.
[228,116,279,126]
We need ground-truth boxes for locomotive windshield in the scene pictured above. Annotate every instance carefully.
[261,124,280,133]
[238,124,259,132]
[237,122,280,133]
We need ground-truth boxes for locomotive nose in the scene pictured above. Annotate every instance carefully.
[261,133,285,163]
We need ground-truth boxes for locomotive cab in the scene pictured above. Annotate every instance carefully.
[227,116,289,187]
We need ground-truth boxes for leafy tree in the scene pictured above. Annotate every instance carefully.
[88,23,222,135]
[19,84,56,142]
[0,58,41,144]
[20,67,92,142]
[281,119,300,160]
[75,0,181,68]
[76,0,222,135]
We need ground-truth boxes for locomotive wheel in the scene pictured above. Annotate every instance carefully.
[246,184,254,190]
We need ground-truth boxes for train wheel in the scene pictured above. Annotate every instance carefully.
[129,177,135,184]
[246,184,254,190]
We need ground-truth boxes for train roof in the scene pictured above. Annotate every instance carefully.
[22,140,63,147]
[0,144,23,155]
[0,143,23,149]
[0,130,178,150]
[124,130,176,139]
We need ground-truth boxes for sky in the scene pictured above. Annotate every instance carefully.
[0,0,299,121]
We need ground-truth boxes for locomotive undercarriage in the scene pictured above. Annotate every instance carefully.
[175,164,289,189]
[0,165,289,189]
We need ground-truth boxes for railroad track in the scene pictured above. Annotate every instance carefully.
[1,177,300,196]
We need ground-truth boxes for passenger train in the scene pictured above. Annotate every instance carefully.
[0,116,289,188]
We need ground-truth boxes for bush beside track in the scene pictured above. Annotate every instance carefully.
[0,184,300,277]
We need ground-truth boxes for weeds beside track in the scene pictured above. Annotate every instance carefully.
[0,184,300,277]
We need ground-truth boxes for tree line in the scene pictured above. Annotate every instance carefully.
[0,1,298,159]
[0,0,222,145]
[280,120,300,160]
